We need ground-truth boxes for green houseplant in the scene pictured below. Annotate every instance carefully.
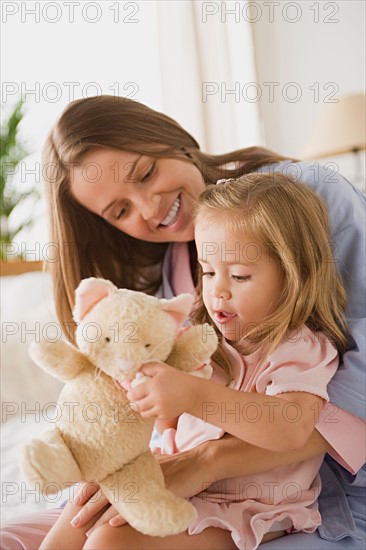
[1,100,39,261]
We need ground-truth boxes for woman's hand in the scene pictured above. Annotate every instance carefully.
[71,483,126,535]
[69,445,207,535]
[69,444,211,535]
[157,443,215,498]
[156,431,331,496]
[127,362,199,420]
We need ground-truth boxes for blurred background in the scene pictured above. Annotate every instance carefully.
[1,0,365,253]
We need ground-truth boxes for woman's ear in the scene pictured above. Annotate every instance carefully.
[181,147,193,159]
[73,278,117,322]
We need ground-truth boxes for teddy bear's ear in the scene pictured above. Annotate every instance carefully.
[73,278,118,322]
[159,293,194,326]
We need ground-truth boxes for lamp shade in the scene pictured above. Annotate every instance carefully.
[301,94,366,159]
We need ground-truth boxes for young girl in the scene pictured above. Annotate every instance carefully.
[1,96,364,549]
[125,172,349,549]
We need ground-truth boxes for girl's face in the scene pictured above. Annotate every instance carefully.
[195,218,284,343]
[70,148,205,243]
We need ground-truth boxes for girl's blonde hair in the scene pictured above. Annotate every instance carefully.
[192,172,348,372]
[43,95,288,336]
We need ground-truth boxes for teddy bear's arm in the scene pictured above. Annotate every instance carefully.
[167,324,218,373]
[29,339,92,382]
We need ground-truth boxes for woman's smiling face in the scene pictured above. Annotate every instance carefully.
[70,148,206,243]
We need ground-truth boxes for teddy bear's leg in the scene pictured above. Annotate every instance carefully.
[100,450,196,537]
[20,428,82,495]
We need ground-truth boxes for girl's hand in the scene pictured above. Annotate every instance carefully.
[126,362,198,420]
[71,482,126,532]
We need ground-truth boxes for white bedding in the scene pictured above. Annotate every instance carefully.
[1,272,65,524]
[1,414,65,522]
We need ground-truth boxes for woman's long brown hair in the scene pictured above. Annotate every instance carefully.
[43,95,289,338]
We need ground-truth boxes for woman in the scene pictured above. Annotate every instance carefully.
[1,95,365,549]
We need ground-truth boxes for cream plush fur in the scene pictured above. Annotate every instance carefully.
[20,277,218,537]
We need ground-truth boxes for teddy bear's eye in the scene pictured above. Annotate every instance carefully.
[145,344,151,348]
[105,337,111,343]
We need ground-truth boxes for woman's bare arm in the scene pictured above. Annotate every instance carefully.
[69,428,330,532]
[203,429,331,483]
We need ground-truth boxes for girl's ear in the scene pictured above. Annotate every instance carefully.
[73,278,117,322]
[159,294,194,326]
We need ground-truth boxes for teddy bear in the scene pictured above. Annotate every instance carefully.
[20,277,218,537]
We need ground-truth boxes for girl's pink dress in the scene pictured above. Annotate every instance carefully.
[161,325,339,549]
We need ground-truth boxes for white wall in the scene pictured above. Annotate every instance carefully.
[2,1,261,255]
[3,0,365,256]
[2,1,164,256]
[250,0,365,159]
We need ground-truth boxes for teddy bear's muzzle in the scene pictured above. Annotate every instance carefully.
[115,358,137,372]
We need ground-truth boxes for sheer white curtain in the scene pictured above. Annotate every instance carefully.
[3,1,260,155]
[3,0,261,249]
[156,0,262,153]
